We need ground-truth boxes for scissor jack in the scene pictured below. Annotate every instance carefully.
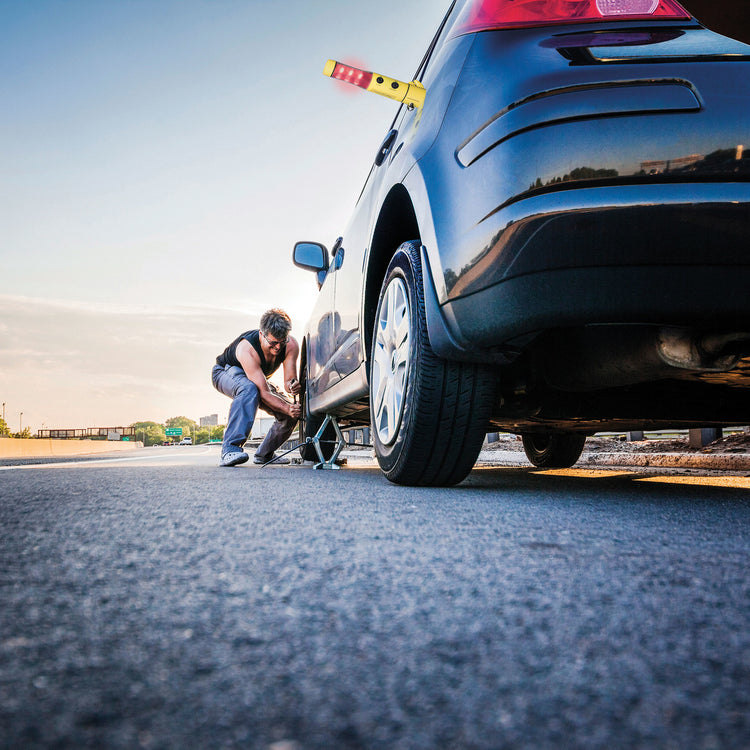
[259,414,348,470]
[307,414,347,470]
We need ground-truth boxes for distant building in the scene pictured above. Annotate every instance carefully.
[36,426,136,440]
[200,414,219,427]
[251,414,276,439]
[641,153,704,174]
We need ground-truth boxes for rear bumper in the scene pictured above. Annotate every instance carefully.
[424,182,750,360]
[449,264,750,342]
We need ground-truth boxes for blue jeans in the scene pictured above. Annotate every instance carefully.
[212,364,297,459]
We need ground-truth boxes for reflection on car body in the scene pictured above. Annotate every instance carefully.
[293,0,750,486]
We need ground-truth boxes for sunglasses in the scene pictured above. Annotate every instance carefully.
[262,331,286,349]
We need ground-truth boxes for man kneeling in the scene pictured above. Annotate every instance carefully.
[212,309,302,467]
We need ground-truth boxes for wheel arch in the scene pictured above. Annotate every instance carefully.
[363,184,420,363]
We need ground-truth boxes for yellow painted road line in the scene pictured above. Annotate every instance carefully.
[532,469,637,479]
[478,465,750,490]
[634,475,750,489]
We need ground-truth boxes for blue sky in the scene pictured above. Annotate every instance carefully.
[1,0,448,432]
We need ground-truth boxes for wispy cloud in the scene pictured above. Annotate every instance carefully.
[0,295,259,429]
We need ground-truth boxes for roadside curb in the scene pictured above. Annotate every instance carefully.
[476,446,750,472]
[579,452,750,471]
[0,437,140,459]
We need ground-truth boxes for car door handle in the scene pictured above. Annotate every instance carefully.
[374,129,398,166]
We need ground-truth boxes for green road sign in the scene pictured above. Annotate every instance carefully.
[165,428,183,436]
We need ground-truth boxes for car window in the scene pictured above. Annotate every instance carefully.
[384,0,465,130]
[414,0,465,81]
[378,0,466,141]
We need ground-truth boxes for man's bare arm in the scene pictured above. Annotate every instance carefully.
[235,339,299,418]
[282,338,302,396]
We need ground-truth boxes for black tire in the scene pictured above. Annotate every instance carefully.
[521,432,586,468]
[370,241,496,486]
[298,372,336,462]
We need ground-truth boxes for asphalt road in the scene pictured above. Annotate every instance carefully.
[1,445,749,749]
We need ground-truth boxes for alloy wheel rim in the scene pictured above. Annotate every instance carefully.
[372,276,410,445]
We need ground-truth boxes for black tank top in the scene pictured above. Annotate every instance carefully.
[215,329,285,376]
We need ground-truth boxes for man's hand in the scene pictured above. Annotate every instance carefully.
[286,377,302,396]
[287,378,301,419]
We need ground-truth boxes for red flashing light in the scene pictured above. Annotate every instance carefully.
[450,0,691,35]
[331,63,374,90]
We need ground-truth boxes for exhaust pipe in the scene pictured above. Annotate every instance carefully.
[657,328,748,372]
[542,327,750,392]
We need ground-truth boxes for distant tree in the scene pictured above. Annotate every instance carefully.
[190,425,225,444]
[0,417,10,437]
[131,420,160,431]
[128,418,222,445]
[11,428,32,439]
[145,425,167,446]
[165,416,197,435]
[163,416,197,444]
[130,421,166,447]
[567,166,618,180]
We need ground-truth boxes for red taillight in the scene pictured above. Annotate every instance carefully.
[330,63,373,90]
[450,0,691,35]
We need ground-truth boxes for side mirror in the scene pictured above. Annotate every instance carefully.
[294,241,329,289]
[293,241,329,273]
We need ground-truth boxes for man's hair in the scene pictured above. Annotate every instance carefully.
[260,308,292,341]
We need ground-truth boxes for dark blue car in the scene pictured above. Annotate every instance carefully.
[293,0,750,485]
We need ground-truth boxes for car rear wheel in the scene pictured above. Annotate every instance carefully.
[370,241,496,486]
[521,432,586,468]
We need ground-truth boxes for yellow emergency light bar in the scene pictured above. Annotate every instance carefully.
[324,59,426,109]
